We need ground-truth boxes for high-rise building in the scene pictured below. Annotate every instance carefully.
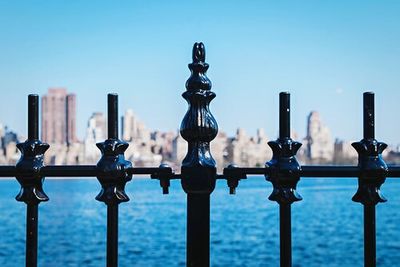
[66,94,77,144]
[41,88,77,145]
[121,109,150,143]
[305,111,334,161]
[121,109,137,141]
[84,112,106,162]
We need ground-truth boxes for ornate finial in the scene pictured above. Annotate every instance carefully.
[96,94,132,205]
[96,139,132,204]
[192,42,205,63]
[266,139,302,204]
[352,92,387,205]
[185,42,212,91]
[180,42,218,194]
[265,92,302,204]
[16,95,50,204]
[352,139,387,205]
[16,140,50,204]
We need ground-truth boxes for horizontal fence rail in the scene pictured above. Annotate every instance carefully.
[0,42,398,267]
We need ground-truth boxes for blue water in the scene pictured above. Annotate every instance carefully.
[0,177,399,267]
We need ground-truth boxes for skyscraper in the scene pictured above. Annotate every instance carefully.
[305,111,334,161]
[41,88,77,145]
[121,109,150,142]
[84,112,106,162]
[121,109,137,141]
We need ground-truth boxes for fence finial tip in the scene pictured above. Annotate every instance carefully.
[192,42,205,63]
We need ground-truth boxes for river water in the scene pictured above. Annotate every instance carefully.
[0,177,399,267]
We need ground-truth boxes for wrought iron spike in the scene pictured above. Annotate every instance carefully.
[96,139,132,204]
[185,42,212,92]
[96,94,132,205]
[265,92,302,204]
[192,42,206,63]
[181,42,218,194]
[352,92,388,206]
[266,139,302,204]
[16,140,50,204]
[16,94,49,204]
[352,139,388,205]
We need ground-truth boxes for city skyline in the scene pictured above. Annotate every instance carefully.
[0,88,399,147]
[1,88,399,168]
[0,1,399,144]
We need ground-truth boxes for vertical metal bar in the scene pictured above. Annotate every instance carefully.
[363,92,376,267]
[279,92,292,267]
[187,194,210,267]
[364,205,376,267]
[107,93,119,267]
[180,43,217,267]
[107,204,118,267]
[28,94,39,140]
[26,204,38,267]
[108,93,118,140]
[363,92,374,140]
[279,92,290,139]
[26,94,39,267]
[280,204,292,267]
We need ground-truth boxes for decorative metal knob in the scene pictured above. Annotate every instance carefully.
[265,92,302,204]
[16,95,50,204]
[180,42,218,194]
[96,94,132,205]
[352,92,388,205]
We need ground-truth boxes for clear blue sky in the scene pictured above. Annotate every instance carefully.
[0,1,399,145]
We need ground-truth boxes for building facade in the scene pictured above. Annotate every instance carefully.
[41,88,77,145]
[84,112,106,162]
[304,111,334,162]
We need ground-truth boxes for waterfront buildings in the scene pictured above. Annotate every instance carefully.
[1,94,399,166]
[303,111,334,163]
[225,128,272,168]
[333,139,358,164]
[121,109,137,142]
[0,124,19,164]
[41,88,77,145]
[84,112,106,163]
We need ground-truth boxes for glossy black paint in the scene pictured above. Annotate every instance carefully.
[95,94,132,267]
[16,95,49,205]
[180,42,217,195]
[15,95,49,267]
[151,163,174,194]
[180,42,217,267]
[96,94,132,205]
[224,164,247,194]
[352,92,388,267]
[266,92,302,205]
[266,92,301,267]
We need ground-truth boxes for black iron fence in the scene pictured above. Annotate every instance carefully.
[0,42,399,267]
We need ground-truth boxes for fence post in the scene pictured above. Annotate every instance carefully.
[352,92,388,267]
[15,94,50,267]
[265,92,302,267]
[180,42,218,267]
[96,93,132,267]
